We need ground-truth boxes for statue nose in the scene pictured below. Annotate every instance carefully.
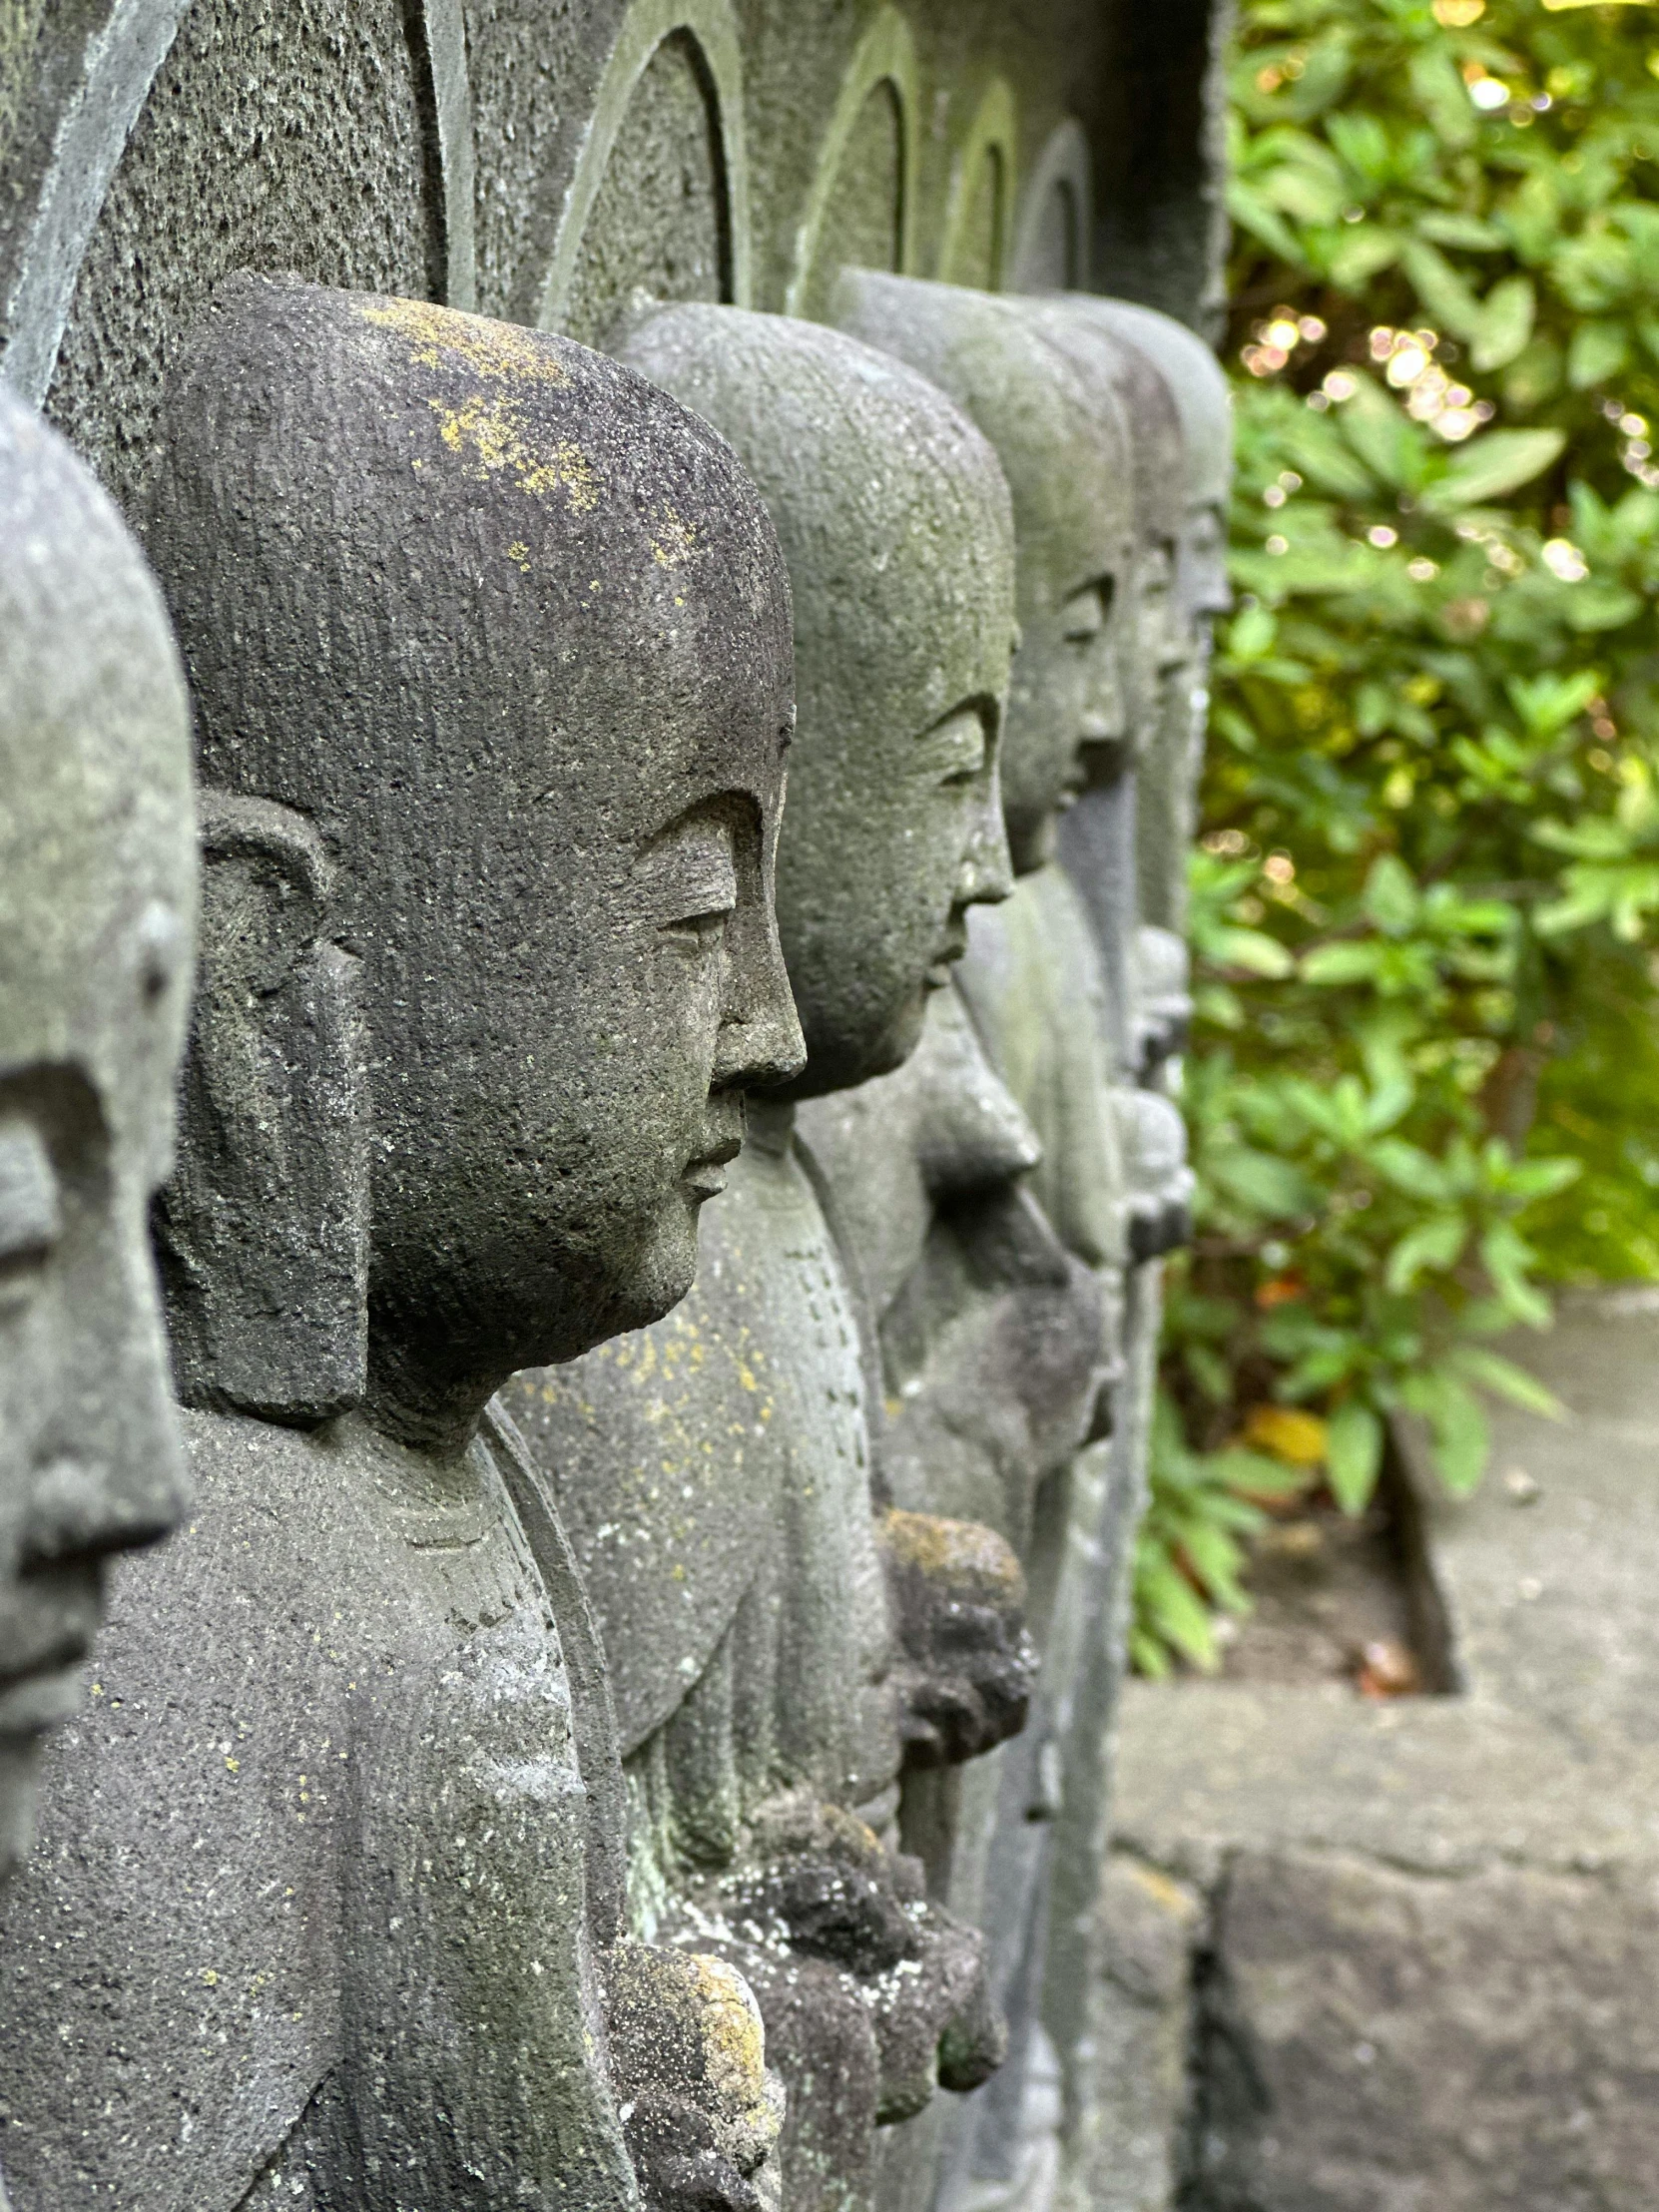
[22,1445,188,1570]
[714,903,807,1090]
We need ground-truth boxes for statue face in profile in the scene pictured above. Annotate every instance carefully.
[0,394,196,1877]
[622,305,1018,1096]
[1072,296,1234,630]
[150,283,804,1442]
[831,273,1132,877]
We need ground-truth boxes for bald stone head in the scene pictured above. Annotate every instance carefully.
[622,304,1016,1096]
[0,392,196,1878]
[148,279,803,1446]
[1069,297,1233,624]
[1017,298,1188,760]
[831,271,1131,875]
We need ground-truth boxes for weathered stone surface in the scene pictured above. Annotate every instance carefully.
[0,389,195,1886]
[622,301,1016,1095]
[1196,1847,1659,2212]
[46,2,442,511]
[0,11,1236,2207]
[800,982,1105,1561]
[1062,1853,1202,2212]
[0,282,803,2210]
[832,273,1130,879]
[501,301,1025,2211]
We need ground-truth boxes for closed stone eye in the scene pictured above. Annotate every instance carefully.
[0,1120,60,1274]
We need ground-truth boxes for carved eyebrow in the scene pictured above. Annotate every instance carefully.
[0,1120,61,1263]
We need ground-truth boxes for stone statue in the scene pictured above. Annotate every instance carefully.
[0,279,804,2212]
[0,392,196,1877]
[1060,297,1234,937]
[502,301,1030,2212]
[1039,298,1230,2212]
[823,274,1189,2209]
[794,976,1110,2207]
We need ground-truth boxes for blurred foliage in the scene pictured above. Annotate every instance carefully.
[1139,0,1659,1675]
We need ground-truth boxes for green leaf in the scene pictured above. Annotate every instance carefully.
[1329,225,1402,292]
[1181,1519,1252,1612]
[1276,411,1382,500]
[1399,238,1484,343]
[1207,925,1295,977]
[1415,212,1505,252]
[1228,601,1277,660]
[1422,428,1566,512]
[1339,374,1428,493]
[1363,853,1419,936]
[1301,940,1384,985]
[1326,1401,1383,1514]
[1207,1145,1316,1219]
[1563,583,1643,634]
[1470,276,1535,375]
[1370,1137,1448,1201]
[1227,180,1307,267]
[1136,1555,1219,1671]
[1425,1376,1489,1495]
[1568,318,1631,391]
[1408,45,1476,151]
[1447,1346,1563,1419]
[1385,1212,1467,1292]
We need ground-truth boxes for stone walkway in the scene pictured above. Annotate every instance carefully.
[1081,1287,1659,2212]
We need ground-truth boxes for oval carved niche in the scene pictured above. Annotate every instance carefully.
[538,0,750,353]
[786,6,919,322]
[1009,116,1094,295]
[938,77,1017,292]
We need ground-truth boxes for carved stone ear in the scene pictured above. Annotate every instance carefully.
[154,792,367,1422]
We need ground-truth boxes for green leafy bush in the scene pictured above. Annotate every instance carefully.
[1137,0,1659,1675]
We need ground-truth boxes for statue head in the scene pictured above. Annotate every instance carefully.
[620,305,1016,1098]
[148,280,803,1449]
[1070,298,1233,628]
[831,272,1130,877]
[0,393,196,1879]
[1019,298,1188,762]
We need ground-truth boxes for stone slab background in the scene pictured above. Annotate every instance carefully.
[0,0,1229,520]
[1083,1288,1659,2212]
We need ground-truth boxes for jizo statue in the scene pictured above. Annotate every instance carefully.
[833,273,1133,882]
[502,302,1031,2212]
[0,393,196,1888]
[824,274,1188,2209]
[0,279,804,2212]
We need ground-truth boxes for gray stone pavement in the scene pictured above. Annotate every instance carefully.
[1077,1287,1659,2212]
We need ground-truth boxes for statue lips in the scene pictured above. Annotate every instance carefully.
[925,918,970,992]
[0,1575,100,1738]
[682,1108,748,1203]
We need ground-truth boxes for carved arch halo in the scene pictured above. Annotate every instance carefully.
[535,0,753,333]
[0,0,475,410]
[936,75,1018,291]
[1009,116,1094,295]
[784,6,921,318]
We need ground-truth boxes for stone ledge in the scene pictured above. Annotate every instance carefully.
[1085,1289,1659,2211]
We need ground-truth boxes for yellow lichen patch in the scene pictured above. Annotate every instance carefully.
[650,503,699,570]
[425,393,600,512]
[359,296,568,388]
[1124,1858,1200,1922]
[879,1507,1025,1602]
[688,1952,771,2116]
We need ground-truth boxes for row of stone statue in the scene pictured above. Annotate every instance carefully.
[0,268,1228,2212]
